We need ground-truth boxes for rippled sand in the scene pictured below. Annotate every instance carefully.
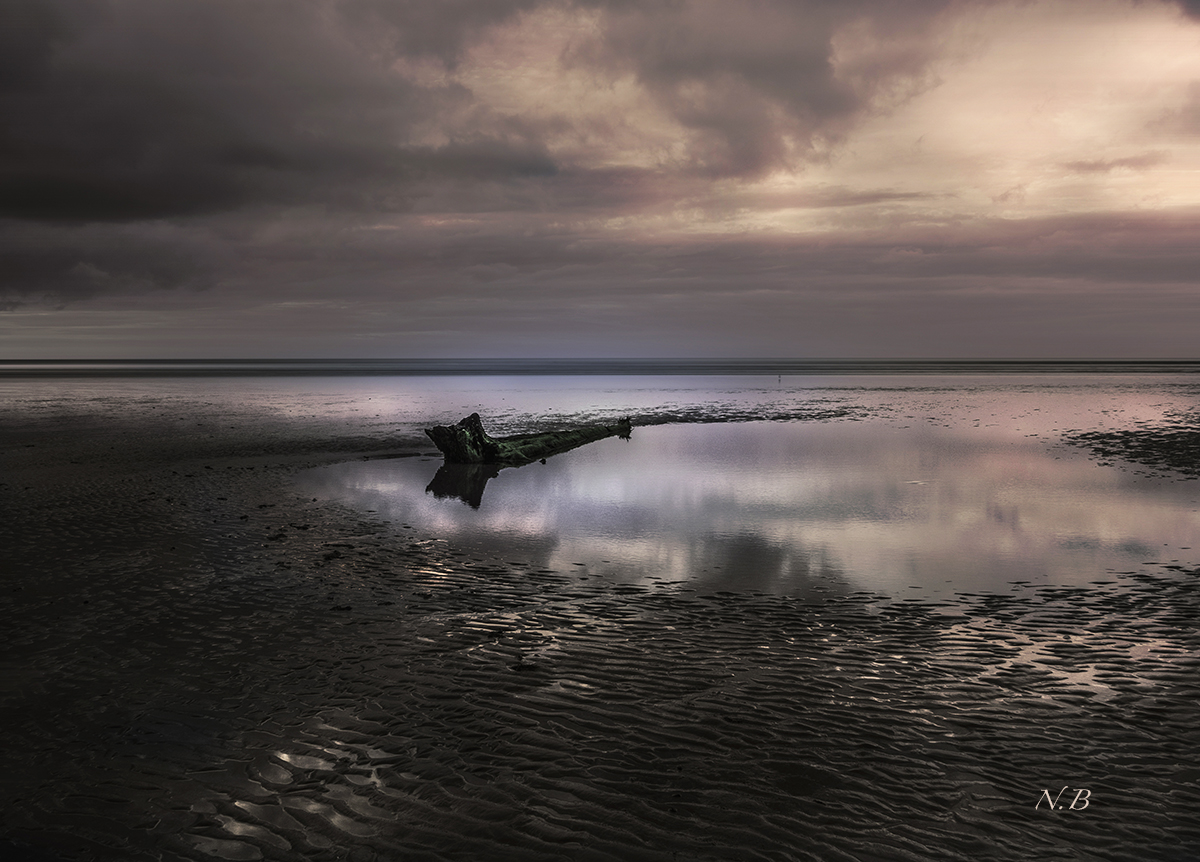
[2,390,1199,861]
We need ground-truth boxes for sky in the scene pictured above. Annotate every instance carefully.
[3,0,1200,359]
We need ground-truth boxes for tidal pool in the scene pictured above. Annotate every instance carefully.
[297,414,1200,599]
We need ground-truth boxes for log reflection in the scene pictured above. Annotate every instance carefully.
[425,462,503,509]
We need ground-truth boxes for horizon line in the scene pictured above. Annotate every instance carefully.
[3,358,1200,377]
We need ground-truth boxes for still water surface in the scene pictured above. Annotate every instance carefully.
[297,380,1200,598]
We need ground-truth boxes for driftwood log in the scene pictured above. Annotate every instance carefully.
[424,412,632,466]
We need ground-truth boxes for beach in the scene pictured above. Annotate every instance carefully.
[2,375,1199,861]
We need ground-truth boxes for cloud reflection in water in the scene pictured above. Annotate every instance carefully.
[297,419,1200,597]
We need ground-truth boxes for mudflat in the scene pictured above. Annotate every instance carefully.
[2,387,1198,861]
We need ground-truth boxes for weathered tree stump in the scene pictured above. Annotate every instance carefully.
[424,412,632,466]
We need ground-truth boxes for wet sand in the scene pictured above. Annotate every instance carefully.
[2,392,1199,861]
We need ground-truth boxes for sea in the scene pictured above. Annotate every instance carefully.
[9,359,1200,598]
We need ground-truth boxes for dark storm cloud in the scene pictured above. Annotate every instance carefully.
[0,0,971,304]
[176,208,1200,300]
[338,0,547,67]
[0,0,77,90]
[0,0,560,224]
[1176,0,1200,18]
[1,0,400,220]
[797,210,1200,286]
[9,193,1198,311]
[0,219,224,303]
[0,0,962,226]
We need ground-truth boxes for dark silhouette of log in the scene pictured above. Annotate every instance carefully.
[424,413,632,466]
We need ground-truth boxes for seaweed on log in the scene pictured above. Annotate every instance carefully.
[424,413,632,466]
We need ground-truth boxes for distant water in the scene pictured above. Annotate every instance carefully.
[5,358,1200,376]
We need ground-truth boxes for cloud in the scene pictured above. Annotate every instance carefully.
[566,0,957,177]
[1150,81,1200,136]
[1175,0,1200,18]
[0,0,76,91]
[0,0,968,226]
[0,0,557,223]
[339,0,547,68]
[0,219,225,304]
[7,203,1200,357]
[1061,151,1170,173]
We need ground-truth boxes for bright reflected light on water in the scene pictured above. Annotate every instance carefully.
[297,412,1200,598]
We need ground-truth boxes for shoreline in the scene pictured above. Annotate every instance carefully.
[3,397,1200,860]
